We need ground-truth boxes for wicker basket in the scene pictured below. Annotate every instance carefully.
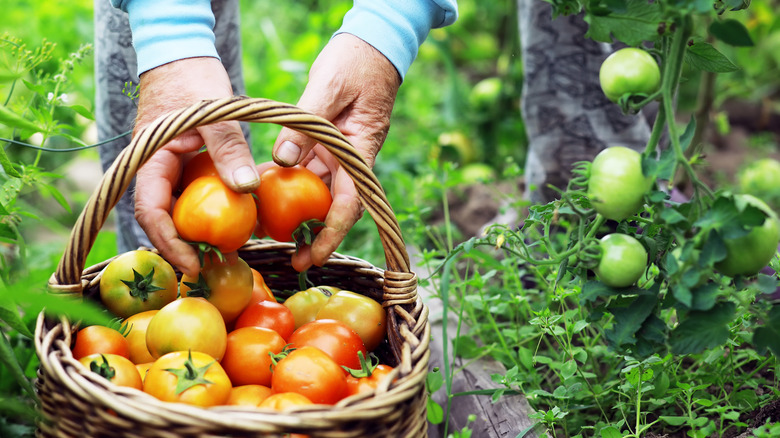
[34,96,430,437]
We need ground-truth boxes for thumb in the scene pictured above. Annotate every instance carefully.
[198,120,260,193]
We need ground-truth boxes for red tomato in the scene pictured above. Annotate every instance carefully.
[180,150,218,190]
[346,364,395,396]
[143,351,231,407]
[79,353,143,390]
[180,255,254,324]
[288,319,367,370]
[172,175,257,253]
[234,300,296,341]
[249,268,276,304]
[224,384,273,407]
[254,166,332,243]
[220,326,286,387]
[271,346,348,405]
[145,297,227,360]
[71,325,130,360]
[315,290,387,351]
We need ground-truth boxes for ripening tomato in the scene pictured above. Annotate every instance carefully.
[180,255,253,324]
[172,175,257,253]
[587,146,653,221]
[258,392,313,411]
[271,346,348,405]
[346,364,395,397]
[145,297,227,360]
[283,286,333,329]
[594,233,648,288]
[71,325,130,360]
[224,384,273,407]
[249,268,276,304]
[123,310,158,364]
[234,300,296,341]
[180,150,218,190]
[79,353,143,390]
[143,350,231,407]
[316,290,386,351]
[254,165,332,243]
[136,362,153,382]
[599,47,661,102]
[99,250,178,319]
[220,326,286,387]
[288,319,367,370]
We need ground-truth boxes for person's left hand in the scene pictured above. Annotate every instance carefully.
[269,33,401,272]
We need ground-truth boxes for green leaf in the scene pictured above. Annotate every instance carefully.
[709,19,754,47]
[605,294,657,348]
[580,280,615,304]
[685,41,739,73]
[655,147,678,181]
[452,335,481,359]
[669,302,736,354]
[753,326,780,357]
[690,283,721,311]
[699,230,727,267]
[0,300,34,338]
[0,146,22,178]
[584,0,662,46]
[427,397,444,424]
[679,116,696,152]
[0,328,37,401]
[0,105,41,132]
[560,359,577,381]
[426,368,444,393]
[660,416,690,426]
[67,104,95,121]
[39,184,71,214]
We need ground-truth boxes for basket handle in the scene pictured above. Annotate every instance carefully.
[50,96,412,293]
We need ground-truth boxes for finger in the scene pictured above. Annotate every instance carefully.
[199,121,259,193]
[309,169,362,266]
[291,246,313,273]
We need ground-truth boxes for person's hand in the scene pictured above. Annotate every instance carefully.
[271,33,401,272]
[133,57,258,277]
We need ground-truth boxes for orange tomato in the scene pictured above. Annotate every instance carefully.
[71,325,130,360]
[220,326,286,387]
[145,297,227,360]
[224,384,273,407]
[79,353,143,390]
[250,268,276,304]
[143,351,231,407]
[136,362,153,382]
[234,300,296,341]
[180,255,253,324]
[271,346,348,405]
[124,310,158,364]
[180,150,218,190]
[258,392,314,411]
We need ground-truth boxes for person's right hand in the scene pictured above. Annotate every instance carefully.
[132,57,259,278]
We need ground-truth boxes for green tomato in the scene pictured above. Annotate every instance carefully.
[587,146,653,221]
[599,48,661,102]
[595,233,648,288]
[738,158,780,202]
[99,250,178,319]
[283,286,334,329]
[715,194,780,277]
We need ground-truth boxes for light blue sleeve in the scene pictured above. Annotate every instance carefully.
[334,0,458,81]
[110,0,219,75]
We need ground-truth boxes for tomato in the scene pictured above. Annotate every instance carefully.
[123,310,158,364]
[143,350,231,407]
[181,256,253,324]
[224,384,273,407]
[715,194,780,277]
[283,286,333,329]
[316,290,386,351]
[99,250,177,319]
[220,326,286,386]
[136,362,153,382]
[172,175,257,253]
[271,346,348,405]
[249,268,276,304]
[254,165,332,243]
[594,233,648,288]
[79,353,143,390]
[234,300,296,341]
[289,319,367,370]
[587,146,653,221]
[738,158,780,205]
[145,297,227,360]
[180,150,218,190]
[599,47,661,102]
[346,364,395,397]
[258,392,313,411]
[71,325,130,360]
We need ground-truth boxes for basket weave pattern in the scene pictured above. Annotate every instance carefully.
[34,97,430,437]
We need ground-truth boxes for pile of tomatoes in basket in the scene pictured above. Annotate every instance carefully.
[71,151,394,410]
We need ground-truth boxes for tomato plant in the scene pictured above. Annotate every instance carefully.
[99,250,178,319]
[254,165,332,243]
[288,319,367,370]
[283,286,333,329]
[271,346,348,405]
[123,310,158,364]
[79,353,143,390]
[225,384,273,407]
[220,326,286,387]
[172,175,257,254]
[316,290,386,351]
[594,233,648,288]
[71,325,130,360]
[587,146,653,221]
[599,47,661,102]
[234,299,296,341]
[143,350,231,407]
[180,149,218,190]
[180,255,254,324]
[714,194,780,277]
[145,297,227,360]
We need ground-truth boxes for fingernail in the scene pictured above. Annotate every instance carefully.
[232,165,259,189]
[275,141,301,166]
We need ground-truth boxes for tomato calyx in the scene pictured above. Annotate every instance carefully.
[164,350,215,395]
[343,351,380,378]
[182,273,212,300]
[120,268,165,301]
[268,344,296,369]
[190,242,227,266]
[291,219,326,248]
[87,354,117,380]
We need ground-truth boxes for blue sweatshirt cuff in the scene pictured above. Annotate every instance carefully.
[334,0,458,81]
[111,0,219,75]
